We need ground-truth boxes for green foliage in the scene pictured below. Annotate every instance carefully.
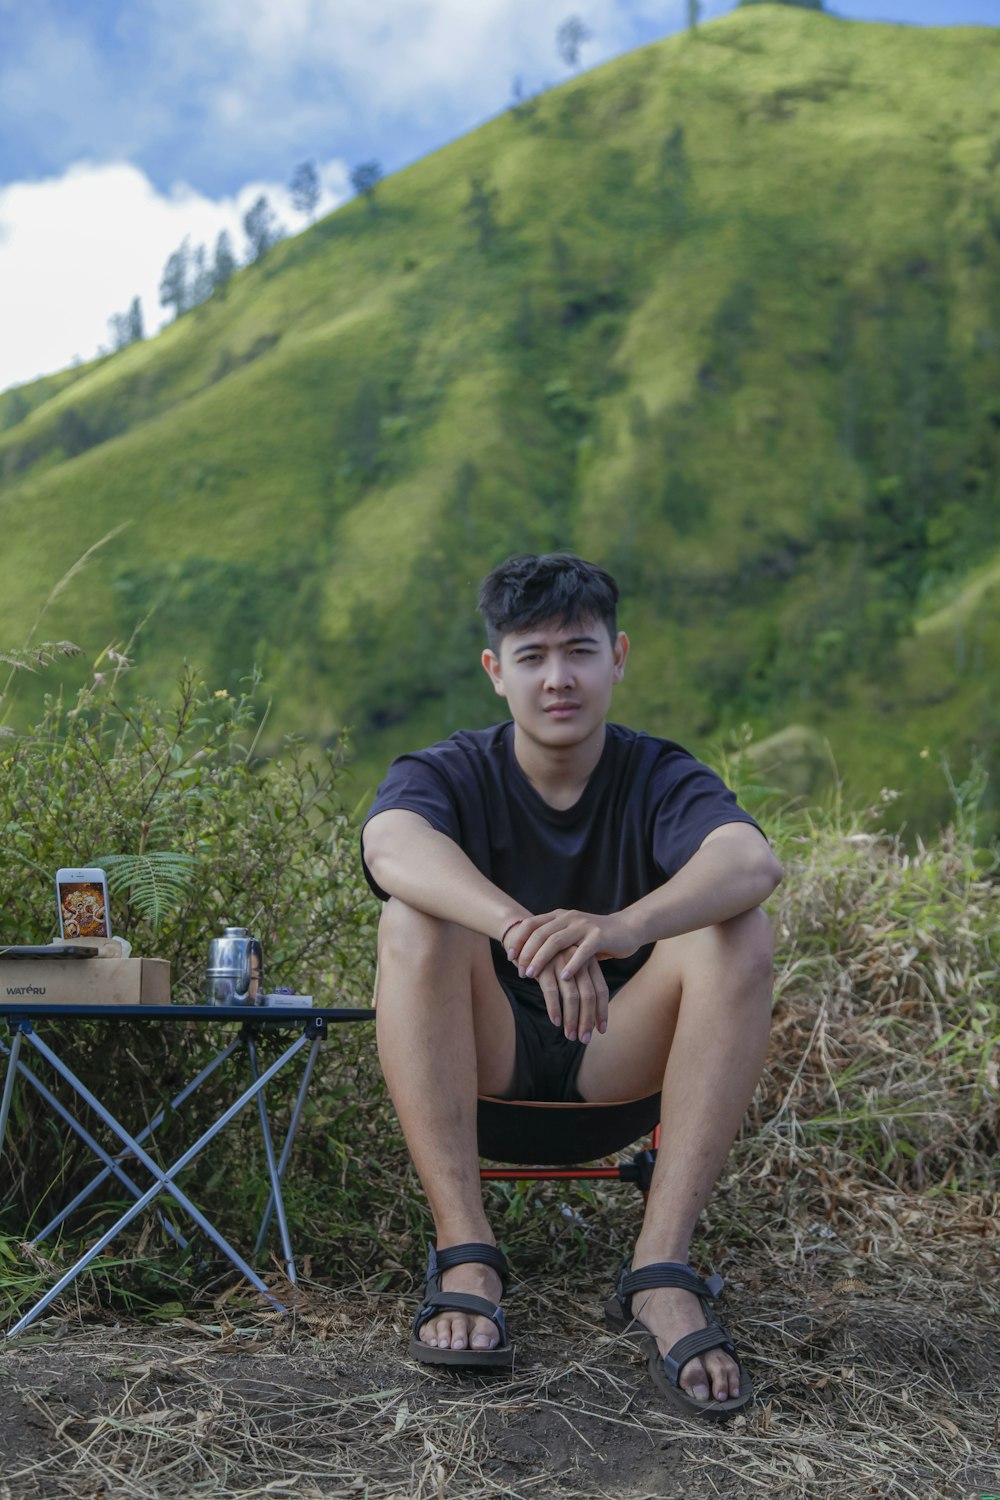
[0,665,376,979]
[0,654,379,1283]
[100,853,198,933]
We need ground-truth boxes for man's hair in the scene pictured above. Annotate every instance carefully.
[478,553,620,652]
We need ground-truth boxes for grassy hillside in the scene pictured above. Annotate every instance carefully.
[2,6,999,831]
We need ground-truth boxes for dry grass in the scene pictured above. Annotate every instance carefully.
[756,809,998,1193]
[1,1199,996,1500]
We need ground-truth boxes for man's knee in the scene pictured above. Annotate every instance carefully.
[670,906,774,993]
[716,906,775,989]
[377,898,474,971]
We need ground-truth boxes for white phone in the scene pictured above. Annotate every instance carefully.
[55,867,112,941]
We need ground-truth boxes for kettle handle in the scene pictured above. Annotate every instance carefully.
[231,942,251,1001]
[235,939,263,1002]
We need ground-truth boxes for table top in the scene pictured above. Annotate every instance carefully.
[0,1002,375,1023]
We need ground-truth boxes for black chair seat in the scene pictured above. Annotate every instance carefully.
[477,1092,661,1165]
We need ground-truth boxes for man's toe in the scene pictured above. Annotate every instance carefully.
[704,1349,739,1401]
[682,1358,711,1403]
[448,1314,469,1349]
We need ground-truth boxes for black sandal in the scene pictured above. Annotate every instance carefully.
[605,1260,753,1421]
[409,1241,513,1370]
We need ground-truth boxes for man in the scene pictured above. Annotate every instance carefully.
[361,553,781,1420]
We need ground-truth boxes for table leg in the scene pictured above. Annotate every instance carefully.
[0,1026,24,1148]
[253,1034,321,1258]
[4,1031,312,1339]
[246,1037,297,1284]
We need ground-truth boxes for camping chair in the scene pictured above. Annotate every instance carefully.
[477,1093,661,1200]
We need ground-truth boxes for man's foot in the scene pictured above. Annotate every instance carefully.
[629,1282,741,1403]
[409,1241,513,1369]
[419,1259,503,1351]
[605,1258,752,1419]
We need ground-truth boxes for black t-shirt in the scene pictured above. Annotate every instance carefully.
[362,721,763,994]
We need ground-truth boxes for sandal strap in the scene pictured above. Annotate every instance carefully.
[618,1260,722,1314]
[414,1291,507,1342]
[662,1324,735,1386]
[422,1291,502,1321]
[431,1242,509,1291]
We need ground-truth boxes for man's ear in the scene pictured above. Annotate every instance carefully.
[612,631,629,684]
[482,648,507,698]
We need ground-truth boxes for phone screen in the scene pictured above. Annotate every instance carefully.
[58,880,110,939]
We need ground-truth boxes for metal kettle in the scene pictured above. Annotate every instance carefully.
[205,925,264,1006]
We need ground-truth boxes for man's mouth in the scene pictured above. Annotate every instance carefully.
[545,702,580,717]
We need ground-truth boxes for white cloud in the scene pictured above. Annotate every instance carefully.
[139,0,682,155]
[0,157,349,393]
[0,3,700,208]
[0,0,705,394]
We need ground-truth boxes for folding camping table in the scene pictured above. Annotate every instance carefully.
[0,1001,373,1340]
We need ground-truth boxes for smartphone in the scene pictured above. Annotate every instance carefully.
[55,867,112,941]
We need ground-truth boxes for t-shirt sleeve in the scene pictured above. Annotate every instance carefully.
[360,752,463,900]
[650,754,764,880]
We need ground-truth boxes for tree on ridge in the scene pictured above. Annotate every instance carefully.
[159,239,192,320]
[351,160,383,213]
[291,160,321,221]
[243,194,283,263]
[108,295,144,351]
[212,231,237,295]
[556,15,592,70]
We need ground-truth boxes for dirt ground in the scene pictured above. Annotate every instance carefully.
[1,1242,997,1500]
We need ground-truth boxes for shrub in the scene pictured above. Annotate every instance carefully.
[0,660,381,1283]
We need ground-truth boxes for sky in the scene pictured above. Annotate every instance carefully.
[1,0,997,395]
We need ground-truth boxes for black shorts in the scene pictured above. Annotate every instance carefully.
[498,975,595,1103]
[479,974,662,1164]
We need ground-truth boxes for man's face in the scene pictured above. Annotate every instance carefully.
[481,616,628,747]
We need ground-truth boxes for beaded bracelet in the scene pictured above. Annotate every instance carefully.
[499,917,524,947]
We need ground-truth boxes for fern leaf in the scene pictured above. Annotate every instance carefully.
[100,852,197,933]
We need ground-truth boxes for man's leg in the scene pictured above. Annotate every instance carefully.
[575,906,774,1403]
[375,897,517,1352]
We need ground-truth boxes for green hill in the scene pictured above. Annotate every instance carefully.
[3,6,999,832]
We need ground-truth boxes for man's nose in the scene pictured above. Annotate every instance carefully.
[544,655,574,689]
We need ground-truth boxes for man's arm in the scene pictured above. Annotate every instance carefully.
[363,808,612,1036]
[363,808,528,939]
[508,823,782,981]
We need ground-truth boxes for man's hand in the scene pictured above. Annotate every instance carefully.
[532,947,610,1045]
[508,909,640,985]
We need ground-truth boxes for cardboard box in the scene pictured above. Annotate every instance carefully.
[0,952,170,1004]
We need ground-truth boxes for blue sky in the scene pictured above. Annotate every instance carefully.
[0,0,996,392]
